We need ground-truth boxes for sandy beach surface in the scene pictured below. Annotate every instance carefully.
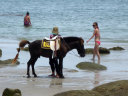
[0,41,128,96]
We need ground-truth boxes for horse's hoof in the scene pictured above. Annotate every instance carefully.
[34,74,37,78]
[59,75,65,78]
[27,76,31,78]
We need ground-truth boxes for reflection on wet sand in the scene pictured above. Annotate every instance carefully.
[90,59,100,86]
[94,71,100,86]
[49,78,63,88]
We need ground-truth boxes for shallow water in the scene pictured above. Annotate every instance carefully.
[0,0,128,42]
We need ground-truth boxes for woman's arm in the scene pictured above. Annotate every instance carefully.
[86,30,96,43]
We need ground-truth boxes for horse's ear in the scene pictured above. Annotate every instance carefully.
[80,37,84,45]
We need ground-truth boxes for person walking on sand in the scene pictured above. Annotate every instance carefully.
[24,12,31,26]
[86,22,101,64]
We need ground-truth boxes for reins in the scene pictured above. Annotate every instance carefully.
[68,51,80,57]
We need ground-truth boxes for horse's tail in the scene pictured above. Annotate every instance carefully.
[12,40,30,64]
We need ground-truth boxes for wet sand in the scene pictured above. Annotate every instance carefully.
[0,41,128,96]
[0,67,94,96]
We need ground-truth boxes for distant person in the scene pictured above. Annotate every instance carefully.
[24,12,31,26]
[87,22,101,64]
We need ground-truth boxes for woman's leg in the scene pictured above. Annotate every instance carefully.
[93,46,96,60]
[95,43,100,64]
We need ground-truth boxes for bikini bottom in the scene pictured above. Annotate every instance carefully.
[96,41,101,45]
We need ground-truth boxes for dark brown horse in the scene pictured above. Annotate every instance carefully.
[13,37,85,78]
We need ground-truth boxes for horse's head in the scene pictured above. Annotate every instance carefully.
[62,37,85,57]
[76,38,85,57]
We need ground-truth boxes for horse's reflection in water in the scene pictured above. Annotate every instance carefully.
[49,78,63,88]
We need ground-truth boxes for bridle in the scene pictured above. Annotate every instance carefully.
[61,37,81,57]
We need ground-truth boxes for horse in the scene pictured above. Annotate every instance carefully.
[12,37,85,78]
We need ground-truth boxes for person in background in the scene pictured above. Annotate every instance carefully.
[86,22,101,64]
[24,12,31,26]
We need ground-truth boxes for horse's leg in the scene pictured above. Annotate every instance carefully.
[49,58,55,76]
[27,56,38,78]
[31,56,38,77]
[59,58,64,78]
[27,58,32,78]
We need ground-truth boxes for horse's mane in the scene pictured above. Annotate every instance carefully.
[62,37,81,43]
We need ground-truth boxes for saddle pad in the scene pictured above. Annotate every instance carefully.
[41,40,50,49]
[50,39,60,51]
[41,39,61,50]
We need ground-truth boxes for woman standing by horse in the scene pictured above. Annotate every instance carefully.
[87,22,101,64]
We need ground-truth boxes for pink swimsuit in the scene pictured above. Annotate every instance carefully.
[96,41,101,45]
[24,16,30,26]
[95,32,100,45]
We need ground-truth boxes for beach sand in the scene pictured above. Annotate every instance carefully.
[0,42,128,96]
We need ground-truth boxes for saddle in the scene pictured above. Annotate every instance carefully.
[41,36,61,51]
